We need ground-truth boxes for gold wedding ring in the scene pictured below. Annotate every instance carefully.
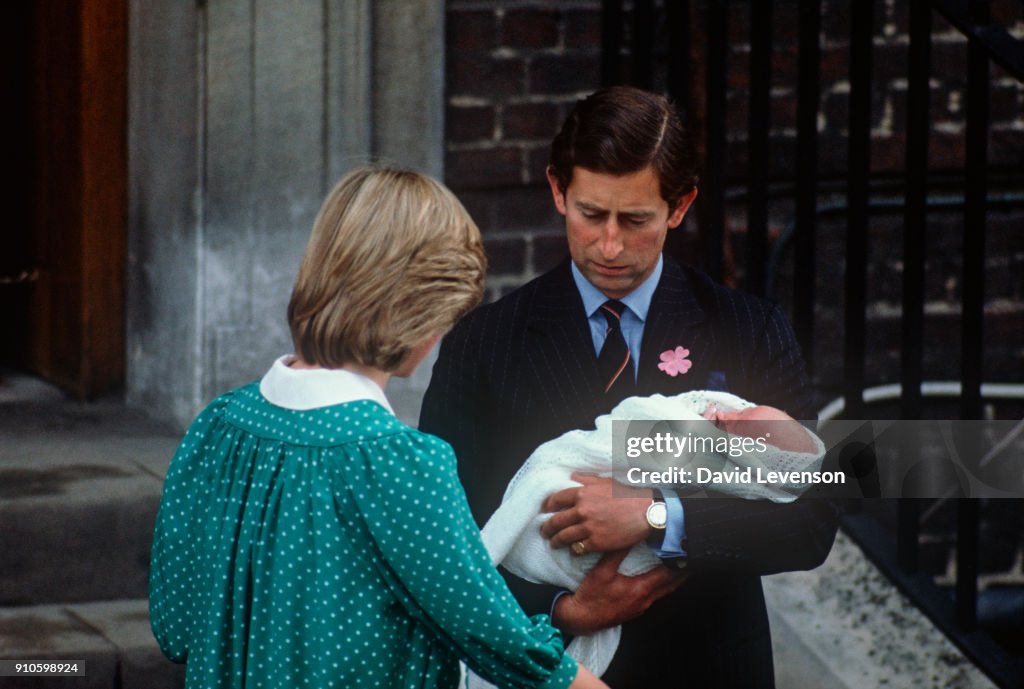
[570,541,587,556]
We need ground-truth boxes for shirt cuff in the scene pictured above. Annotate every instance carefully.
[652,488,688,559]
[549,589,571,619]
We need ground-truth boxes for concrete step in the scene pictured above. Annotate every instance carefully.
[0,375,181,606]
[763,530,999,689]
[0,599,183,689]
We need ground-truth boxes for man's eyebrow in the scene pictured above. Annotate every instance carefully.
[574,200,607,213]
[574,201,656,217]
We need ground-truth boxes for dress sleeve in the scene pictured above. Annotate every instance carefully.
[420,318,568,618]
[148,395,230,662]
[345,430,578,689]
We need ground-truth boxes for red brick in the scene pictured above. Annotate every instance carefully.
[445,146,522,190]
[770,93,797,130]
[723,139,748,182]
[991,0,1024,25]
[869,132,906,174]
[503,9,560,50]
[528,54,600,95]
[888,88,911,135]
[817,133,849,176]
[870,88,890,130]
[928,130,965,170]
[990,84,1023,126]
[892,1,911,36]
[873,43,908,83]
[564,10,601,50]
[768,135,797,179]
[771,46,798,89]
[727,2,750,46]
[929,86,961,122]
[502,102,560,140]
[990,129,1024,170]
[726,92,748,132]
[820,45,849,85]
[820,0,852,43]
[484,236,527,274]
[532,234,570,273]
[453,187,563,234]
[448,10,498,53]
[726,50,749,91]
[931,42,968,85]
[447,105,495,143]
[448,54,525,98]
[821,92,847,135]
[524,144,551,185]
[773,2,799,46]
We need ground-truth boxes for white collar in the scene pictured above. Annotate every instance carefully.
[259,355,395,414]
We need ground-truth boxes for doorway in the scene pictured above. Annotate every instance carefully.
[2,1,127,399]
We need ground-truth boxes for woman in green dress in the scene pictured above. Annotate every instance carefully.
[149,166,607,689]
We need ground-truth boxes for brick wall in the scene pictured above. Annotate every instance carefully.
[446,1,603,299]
[444,0,1024,387]
[444,0,1024,633]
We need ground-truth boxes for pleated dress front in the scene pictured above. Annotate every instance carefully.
[149,365,576,689]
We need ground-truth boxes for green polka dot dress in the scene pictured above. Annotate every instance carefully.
[149,382,577,689]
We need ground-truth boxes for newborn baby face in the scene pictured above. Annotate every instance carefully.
[702,403,816,453]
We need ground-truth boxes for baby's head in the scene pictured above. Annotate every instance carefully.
[702,403,791,435]
[702,402,816,453]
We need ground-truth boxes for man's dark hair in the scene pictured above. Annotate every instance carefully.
[548,86,698,210]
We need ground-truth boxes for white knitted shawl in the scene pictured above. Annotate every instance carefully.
[465,390,824,687]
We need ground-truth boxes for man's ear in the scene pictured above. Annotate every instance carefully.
[667,187,698,229]
[546,166,568,216]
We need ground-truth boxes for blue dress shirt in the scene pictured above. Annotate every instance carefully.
[569,256,687,560]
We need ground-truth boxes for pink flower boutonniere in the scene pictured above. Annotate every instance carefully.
[658,346,692,377]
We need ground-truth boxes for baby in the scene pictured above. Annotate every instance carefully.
[701,401,818,454]
[471,390,824,684]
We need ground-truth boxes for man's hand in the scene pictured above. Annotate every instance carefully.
[552,550,687,636]
[541,473,653,553]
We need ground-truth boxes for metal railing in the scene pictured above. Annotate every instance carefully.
[600,2,1024,686]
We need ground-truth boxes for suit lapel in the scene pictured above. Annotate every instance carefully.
[525,261,604,419]
[637,258,716,396]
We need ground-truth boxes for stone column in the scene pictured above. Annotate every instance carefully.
[127,0,445,428]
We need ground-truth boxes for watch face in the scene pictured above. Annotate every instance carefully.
[647,501,668,529]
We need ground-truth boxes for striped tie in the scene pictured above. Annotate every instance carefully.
[597,300,634,395]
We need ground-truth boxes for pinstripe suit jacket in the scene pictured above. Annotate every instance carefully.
[420,256,837,688]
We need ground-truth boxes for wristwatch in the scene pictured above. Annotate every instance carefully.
[646,490,667,531]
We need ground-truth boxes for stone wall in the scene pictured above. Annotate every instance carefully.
[127,0,445,428]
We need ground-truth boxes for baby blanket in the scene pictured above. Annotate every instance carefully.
[466,390,824,686]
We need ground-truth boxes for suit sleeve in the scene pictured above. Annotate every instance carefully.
[682,301,837,574]
[420,316,568,618]
[744,303,816,420]
[419,317,490,525]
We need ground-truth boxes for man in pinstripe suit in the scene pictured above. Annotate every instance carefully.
[421,86,837,688]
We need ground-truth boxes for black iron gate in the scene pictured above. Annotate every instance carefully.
[601,2,1024,686]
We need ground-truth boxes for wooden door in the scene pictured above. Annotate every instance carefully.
[2,0,127,398]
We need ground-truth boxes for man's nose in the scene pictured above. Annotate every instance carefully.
[599,222,624,259]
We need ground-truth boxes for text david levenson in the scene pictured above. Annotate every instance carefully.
[625,466,846,487]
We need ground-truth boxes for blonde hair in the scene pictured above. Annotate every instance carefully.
[287,166,486,371]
